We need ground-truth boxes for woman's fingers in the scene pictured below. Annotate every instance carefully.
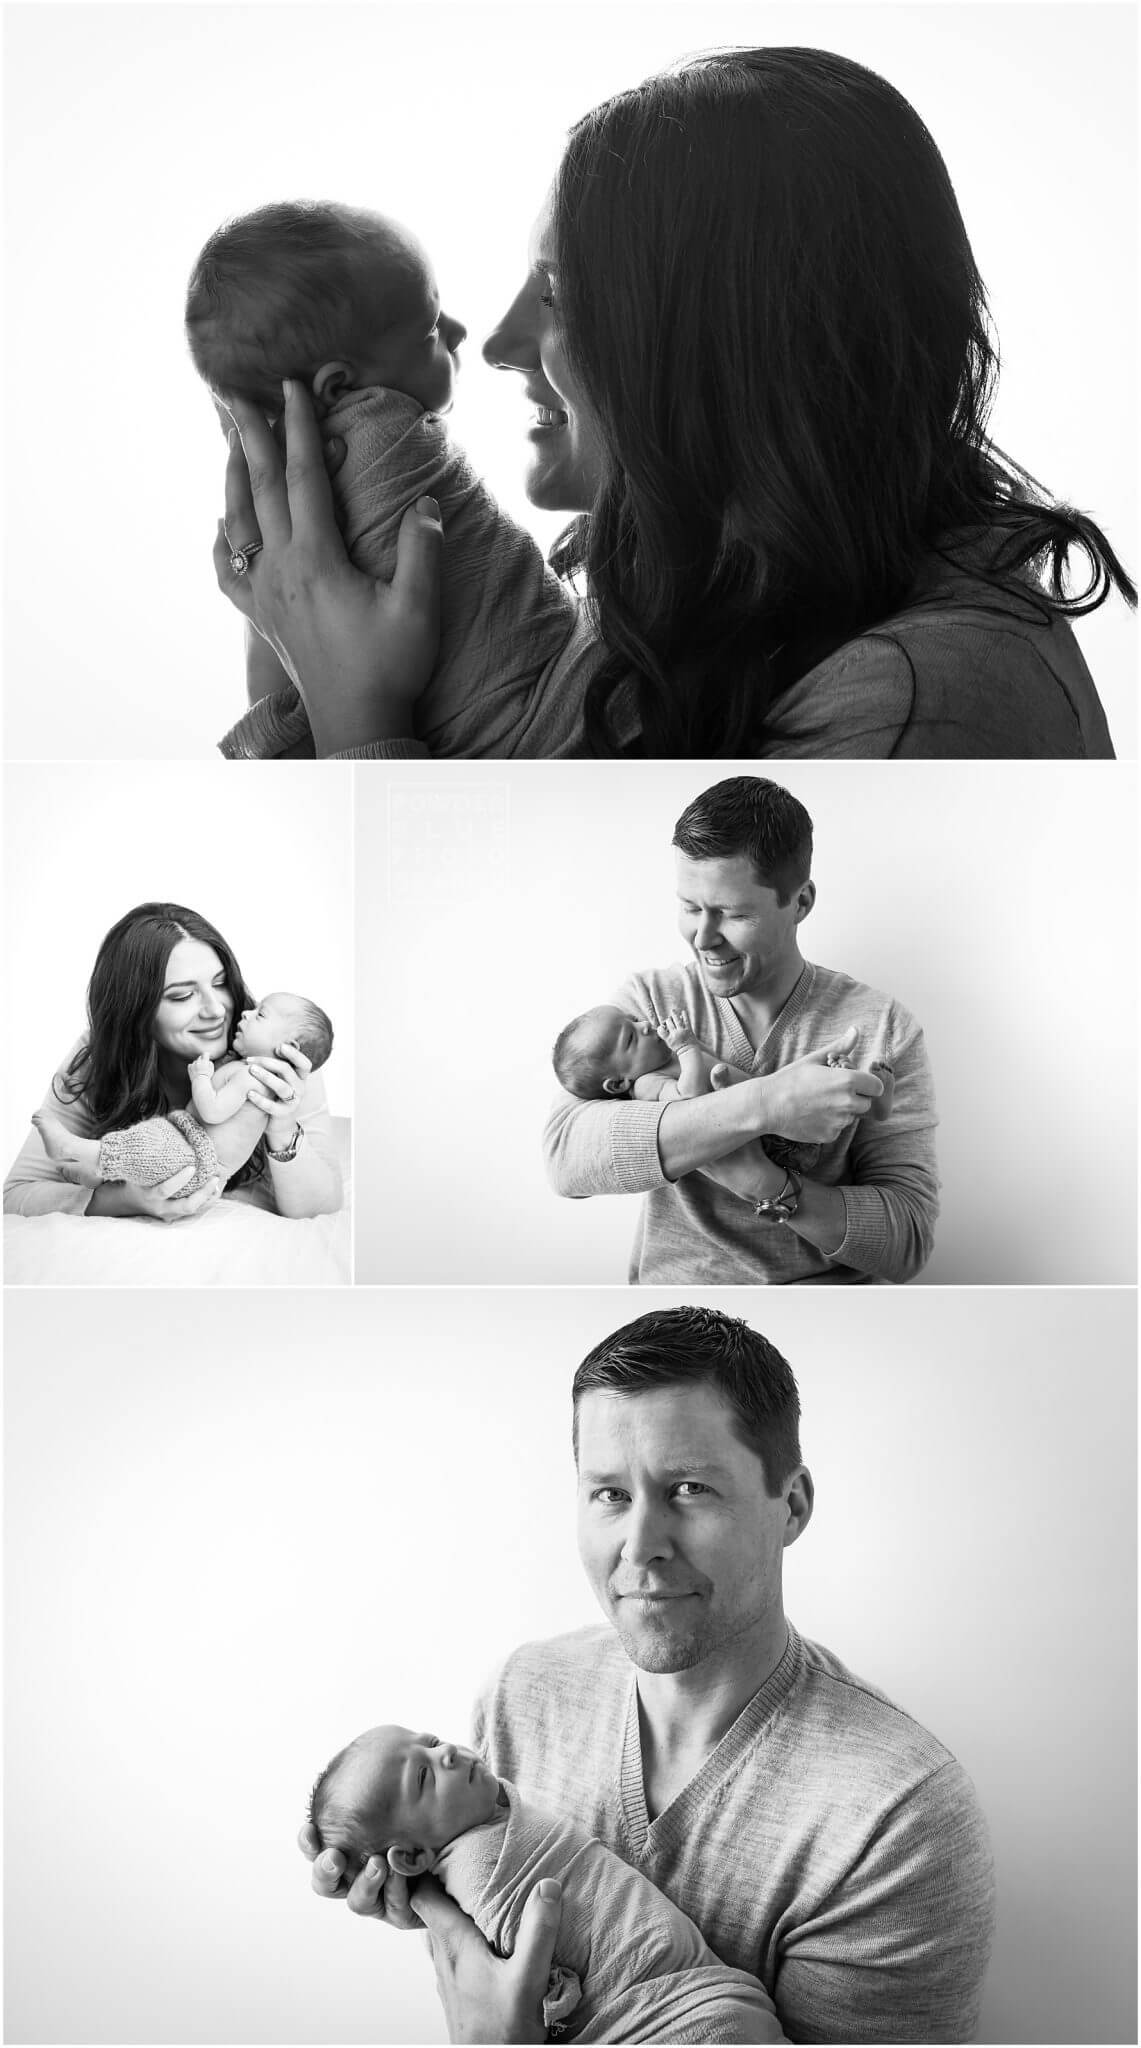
[155,1163,198,1199]
[225,396,292,549]
[393,497,444,633]
[274,1040,312,1078]
[276,379,339,556]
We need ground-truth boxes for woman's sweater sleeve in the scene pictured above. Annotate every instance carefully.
[4,1050,98,1217]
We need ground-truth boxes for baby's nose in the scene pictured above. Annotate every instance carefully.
[439,1744,459,1769]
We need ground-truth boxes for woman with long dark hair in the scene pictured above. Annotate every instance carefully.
[4,903,342,1221]
[215,46,1132,759]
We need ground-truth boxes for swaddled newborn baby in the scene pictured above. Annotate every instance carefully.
[309,1724,783,2044]
[186,200,583,759]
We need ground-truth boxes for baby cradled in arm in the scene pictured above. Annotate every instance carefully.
[309,1723,783,2045]
[553,1003,896,1115]
[33,992,332,1196]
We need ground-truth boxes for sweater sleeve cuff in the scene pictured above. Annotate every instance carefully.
[608,1100,672,1192]
[330,737,430,758]
[830,1184,893,1270]
[218,688,315,760]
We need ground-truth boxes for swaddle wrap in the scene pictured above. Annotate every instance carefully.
[433,1779,783,2044]
[219,390,581,761]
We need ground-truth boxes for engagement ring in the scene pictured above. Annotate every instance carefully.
[229,540,264,575]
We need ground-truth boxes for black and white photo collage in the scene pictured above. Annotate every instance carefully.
[3,5,1136,2044]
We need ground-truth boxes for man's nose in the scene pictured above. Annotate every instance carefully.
[693,914,720,949]
[620,1498,673,1568]
[482,284,537,370]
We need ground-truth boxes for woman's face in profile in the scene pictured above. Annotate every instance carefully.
[151,938,235,1063]
[482,183,605,514]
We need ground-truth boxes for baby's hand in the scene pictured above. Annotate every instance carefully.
[188,1055,214,1078]
[658,1008,698,1053]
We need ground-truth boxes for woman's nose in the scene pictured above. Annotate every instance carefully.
[482,283,537,371]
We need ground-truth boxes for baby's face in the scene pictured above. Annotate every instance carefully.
[339,1725,501,1855]
[344,219,466,414]
[582,1006,670,1090]
[232,992,303,1059]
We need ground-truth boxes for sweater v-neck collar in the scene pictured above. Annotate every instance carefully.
[616,1624,806,1863]
[720,960,816,1071]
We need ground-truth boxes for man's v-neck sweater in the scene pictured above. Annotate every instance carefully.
[543,961,939,1283]
[474,1624,994,2044]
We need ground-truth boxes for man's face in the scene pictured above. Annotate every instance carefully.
[675,852,812,1004]
[576,1385,807,1674]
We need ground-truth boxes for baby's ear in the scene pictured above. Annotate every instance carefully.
[601,1076,630,1097]
[312,360,358,414]
[387,1844,433,1878]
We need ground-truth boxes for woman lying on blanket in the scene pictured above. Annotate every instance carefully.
[3,903,342,1224]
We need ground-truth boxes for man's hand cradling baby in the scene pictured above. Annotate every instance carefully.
[298,1820,420,1930]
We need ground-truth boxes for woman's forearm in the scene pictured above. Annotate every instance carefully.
[264,1129,342,1217]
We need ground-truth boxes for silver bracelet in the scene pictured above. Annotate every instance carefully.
[265,1121,304,1164]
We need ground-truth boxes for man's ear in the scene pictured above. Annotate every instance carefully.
[386,1843,433,1878]
[793,880,817,925]
[601,1076,630,1097]
[311,359,358,414]
[782,1465,815,1549]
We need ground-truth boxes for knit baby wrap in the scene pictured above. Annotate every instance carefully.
[219,389,580,761]
[97,1110,219,1196]
[433,1780,783,2044]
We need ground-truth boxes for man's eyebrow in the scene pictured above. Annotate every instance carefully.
[579,1461,734,1483]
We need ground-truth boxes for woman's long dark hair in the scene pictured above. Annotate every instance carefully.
[57,902,263,1186]
[550,47,1135,756]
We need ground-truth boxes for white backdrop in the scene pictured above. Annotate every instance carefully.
[2,762,355,1165]
[3,1285,1135,2045]
[353,759,1137,1284]
[3,2,1135,758]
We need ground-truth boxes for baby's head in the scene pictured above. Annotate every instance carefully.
[232,992,333,1069]
[185,200,465,416]
[553,1005,670,1099]
[309,1725,501,1880]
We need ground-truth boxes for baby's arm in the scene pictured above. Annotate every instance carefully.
[189,1056,258,1125]
[656,1011,724,1099]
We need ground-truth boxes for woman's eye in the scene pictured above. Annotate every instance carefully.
[539,291,555,309]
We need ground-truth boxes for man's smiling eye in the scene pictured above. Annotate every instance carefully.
[592,1487,629,1505]
[674,1482,709,1497]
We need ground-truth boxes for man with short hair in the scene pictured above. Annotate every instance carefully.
[304,1307,994,2044]
[543,776,939,1283]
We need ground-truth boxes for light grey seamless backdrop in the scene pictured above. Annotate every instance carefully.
[353,760,1137,1284]
[3,1285,1135,2044]
[3,1,1135,757]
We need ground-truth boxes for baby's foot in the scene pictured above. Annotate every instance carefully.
[870,1060,896,1122]
[31,1112,103,1186]
[658,1007,699,1052]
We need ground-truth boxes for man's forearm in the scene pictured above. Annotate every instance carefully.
[656,1078,771,1180]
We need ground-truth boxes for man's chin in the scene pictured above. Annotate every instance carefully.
[612,1617,709,1674]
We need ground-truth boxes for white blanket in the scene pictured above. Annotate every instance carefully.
[4,1121,350,1288]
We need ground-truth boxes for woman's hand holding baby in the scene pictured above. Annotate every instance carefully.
[216,382,443,756]
[245,1040,312,1147]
